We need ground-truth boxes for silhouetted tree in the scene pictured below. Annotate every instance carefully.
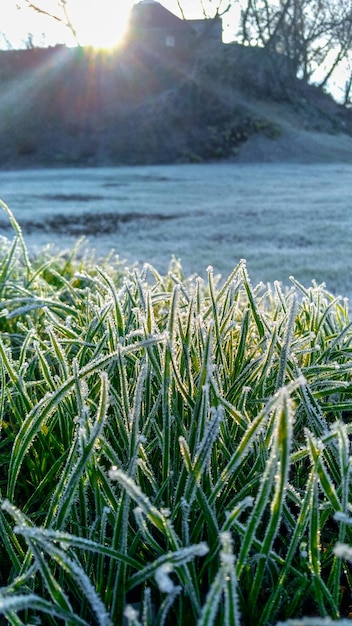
[239,0,352,87]
[177,0,231,19]
[19,0,78,43]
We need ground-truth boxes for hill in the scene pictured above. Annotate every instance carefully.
[0,42,352,169]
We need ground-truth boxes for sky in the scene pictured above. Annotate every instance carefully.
[1,0,237,49]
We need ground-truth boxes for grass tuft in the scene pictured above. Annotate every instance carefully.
[1,202,352,624]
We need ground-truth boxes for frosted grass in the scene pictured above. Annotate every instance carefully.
[1,202,352,624]
[0,162,351,298]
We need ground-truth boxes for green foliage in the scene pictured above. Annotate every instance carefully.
[1,202,352,624]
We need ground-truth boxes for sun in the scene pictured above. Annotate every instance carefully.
[71,0,134,49]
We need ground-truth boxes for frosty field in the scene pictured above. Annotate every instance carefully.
[0,161,351,298]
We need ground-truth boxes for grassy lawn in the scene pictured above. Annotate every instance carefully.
[1,201,352,625]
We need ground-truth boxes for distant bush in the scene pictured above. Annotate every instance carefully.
[1,201,352,625]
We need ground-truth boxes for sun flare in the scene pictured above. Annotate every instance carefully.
[71,0,133,49]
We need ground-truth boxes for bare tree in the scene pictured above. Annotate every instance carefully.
[239,0,352,87]
[343,64,352,105]
[176,0,186,20]
[0,31,15,49]
[316,1,352,88]
[177,0,232,19]
[17,0,79,43]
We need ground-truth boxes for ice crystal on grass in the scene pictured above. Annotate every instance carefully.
[155,563,176,593]
[333,512,352,525]
[124,604,142,626]
[108,468,166,531]
[333,542,352,561]
[108,465,119,480]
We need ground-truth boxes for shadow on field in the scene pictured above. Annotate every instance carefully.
[0,211,179,236]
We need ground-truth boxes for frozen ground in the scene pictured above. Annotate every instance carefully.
[0,161,351,299]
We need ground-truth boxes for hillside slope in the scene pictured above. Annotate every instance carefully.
[0,43,352,168]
